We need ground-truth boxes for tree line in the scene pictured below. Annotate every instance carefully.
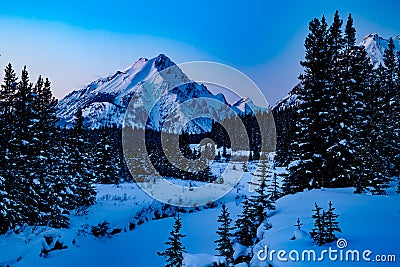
[0,64,127,233]
[274,11,400,195]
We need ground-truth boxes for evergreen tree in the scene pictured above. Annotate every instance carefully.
[324,201,342,243]
[285,11,392,193]
[344,14,356,49]
[362,65,391,195]
[326,11,354,187]
[294,218,302,230]
[249,157,275,227]
[215,204,234,266]
[10,66,43,226]
[197,165,215,183]
[0,64,73,230]
[158,214,186,267]
[222,146,227,159]
[351,51,390,194]
[94,127,119,184]
[35,78,71,228]
[382,37,400,179]
[234,198,257,247]
[68,109,96,208]
[310,203,325,246]
[288,15,335,191]
[310,202,341,245]
[269,173,282,201]
[329,10,345,60]
[0,63,17,232]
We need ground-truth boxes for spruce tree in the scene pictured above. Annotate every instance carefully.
[215,204,234,266]
[0,63,17,232]
[35,78,71,228]
[382,38,400,179]
[94,127,119,184]
[0,64,74,230]
[68,109,96,208]
[310,202,325,246]
[329,10,344,60]
[289,15,334,191]
[324,201,342,243]
[326,11,354,187]
[10,66,43,226]
[349,48,377,193]
[269,173,282,201]
[344,14,356,49]
[249,157,275,227]
[294,218,302,230]
[158,214,186,267]
[310,202,341,245]
[234,198,257,247]
[331,15,390,194]
[364,62,392,195]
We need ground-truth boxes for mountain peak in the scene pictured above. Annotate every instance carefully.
[365,33,379,39]
[232,96,266,114]
[130,57,149,69]
[154,53,175,71]
[359,33,400,68]
[56,54,233,132]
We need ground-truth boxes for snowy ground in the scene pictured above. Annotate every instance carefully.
[252,186,400,266]
[0,162,399,267]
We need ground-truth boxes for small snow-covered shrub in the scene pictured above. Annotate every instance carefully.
[39,230,68,257]
[91,222,110,238]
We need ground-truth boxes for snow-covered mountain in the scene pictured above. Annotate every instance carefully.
[231,97,267,115]
[56,54,229,133]
[272,83,303,112]
[273,33,400,111]
[359,33,400,68]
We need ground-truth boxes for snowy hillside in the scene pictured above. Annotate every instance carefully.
[0,162,257,267]
[56,54,236,133]
[2,164,398,267]
[359,33,400,68]
[251,186,400,266]
[232,97,268,115]
[271,83,303,112]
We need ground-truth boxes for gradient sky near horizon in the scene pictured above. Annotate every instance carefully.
[1,0,400,104]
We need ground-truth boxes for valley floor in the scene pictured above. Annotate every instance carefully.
[1,163,399,267]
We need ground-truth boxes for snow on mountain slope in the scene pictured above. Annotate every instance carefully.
[232,97,268,115]
[272,83,303,112]
[56,56,159,128]
[359,33,400,68]
[56,54,230,133]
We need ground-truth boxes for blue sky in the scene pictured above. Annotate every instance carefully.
[1,0,399,104]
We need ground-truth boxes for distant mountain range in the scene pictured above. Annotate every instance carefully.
[56,33,398,132]
[56,54,265,133]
